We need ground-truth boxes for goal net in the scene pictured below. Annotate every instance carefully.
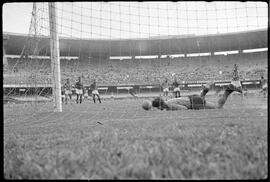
[3,2,268,115]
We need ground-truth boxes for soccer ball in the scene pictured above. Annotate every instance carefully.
[142,100,152,110]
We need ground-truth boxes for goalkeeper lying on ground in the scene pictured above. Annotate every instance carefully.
[144,83,242,111]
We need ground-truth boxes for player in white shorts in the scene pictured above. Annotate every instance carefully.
[90,79,101,103]
[161,78,169,97]
[146,83,243,111]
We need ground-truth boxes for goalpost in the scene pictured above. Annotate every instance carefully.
[48,2,62,112]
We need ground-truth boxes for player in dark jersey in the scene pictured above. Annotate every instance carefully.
[172,77,181,98]
[75,77,83,104]
[63,78,72,104]
[90,79,101,103]
[146,83,243,111]
[260,76,268,97]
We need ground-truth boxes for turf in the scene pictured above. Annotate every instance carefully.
[3,94,268,179]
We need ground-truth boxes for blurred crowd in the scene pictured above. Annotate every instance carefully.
[4,51,267,86]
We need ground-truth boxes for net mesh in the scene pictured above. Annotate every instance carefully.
[3,2,268,114]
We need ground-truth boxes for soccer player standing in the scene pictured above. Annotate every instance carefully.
[260,76,268,97]
[90,79,101,103]
[63,78,72,104]
[161,78,170,97]
[172,77,181,98]
[83,87,89,100]
[231,64,243,93]
[75,77,83,104]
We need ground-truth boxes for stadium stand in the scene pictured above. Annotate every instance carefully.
[4,51,267,85]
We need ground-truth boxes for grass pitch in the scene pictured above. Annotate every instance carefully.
[3,94,268,179]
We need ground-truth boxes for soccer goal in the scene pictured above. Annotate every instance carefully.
[3,2,268,115]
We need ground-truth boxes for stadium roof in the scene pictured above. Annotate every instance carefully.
[3,28,267,58]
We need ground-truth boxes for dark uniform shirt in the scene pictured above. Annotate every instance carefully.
[75,81,83,90]
[90,82,97,90]
[172,80,179,88]
[64,82,72,90]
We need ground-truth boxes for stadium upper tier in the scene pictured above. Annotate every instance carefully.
[3,29,267,57]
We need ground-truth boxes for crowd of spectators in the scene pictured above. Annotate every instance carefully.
[4,51,267,86]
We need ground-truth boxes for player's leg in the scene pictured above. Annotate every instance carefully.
[62,95,65,103]
[217,83,242,108]
[84,92,88,100]
[163,89,166,97]
[178,91,181,97]
[79,91,83,104]
[96,94,101,103]
[165,88,169,97]
[231,80,243,95]
[93,94,96,103]
[61,90,65,103]
[65,94,68,104]
[64,90,69,104]
[69,92,72,104]
[93,89,101,103]
[173,88,177,98]
[75,88,79,104]
[78,93,82,104]
[175,87,181,98]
